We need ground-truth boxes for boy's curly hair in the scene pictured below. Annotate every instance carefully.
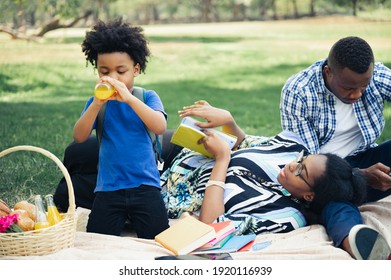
[81,18,150,73]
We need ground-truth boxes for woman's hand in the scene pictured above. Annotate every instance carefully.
[179,100,234,129]
[200,130,231,160]
[179,100,246,146]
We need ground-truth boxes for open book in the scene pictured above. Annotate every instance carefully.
[170,117,238,158]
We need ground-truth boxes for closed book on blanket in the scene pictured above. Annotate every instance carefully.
[155,216,216,255]
[170,117,237,158]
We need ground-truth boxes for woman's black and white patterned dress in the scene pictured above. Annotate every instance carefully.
[161,131,310,235]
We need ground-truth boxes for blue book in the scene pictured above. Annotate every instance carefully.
[191,234,256,254]
[194,231,236,252]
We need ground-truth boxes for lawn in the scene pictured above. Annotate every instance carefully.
[1,16,391,205]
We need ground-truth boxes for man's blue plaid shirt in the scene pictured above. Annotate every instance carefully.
[280,59,391,156]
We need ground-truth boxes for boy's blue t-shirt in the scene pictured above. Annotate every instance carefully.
[82,89,166,192]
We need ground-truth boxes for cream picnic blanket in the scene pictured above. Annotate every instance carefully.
[2,196,390,260]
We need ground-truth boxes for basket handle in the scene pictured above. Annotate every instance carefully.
[0,145,75,215]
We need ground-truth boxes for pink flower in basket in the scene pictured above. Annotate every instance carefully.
[0,213,23,233]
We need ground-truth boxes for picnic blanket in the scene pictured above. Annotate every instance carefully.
[2,195,390,260]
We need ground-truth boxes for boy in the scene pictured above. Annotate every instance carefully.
[74,18,169,238]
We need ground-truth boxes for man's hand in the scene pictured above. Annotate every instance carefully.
[362,163,391,191]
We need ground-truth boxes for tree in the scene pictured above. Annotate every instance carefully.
[352,0,358,15]
[35,10,93,37]
[292,0,299,18]
[201,0,213,22]
[331,0,359,16]
[310,0,316,16]
[0,0,95,40]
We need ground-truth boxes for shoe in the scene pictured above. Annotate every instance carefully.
[348,224,391,260]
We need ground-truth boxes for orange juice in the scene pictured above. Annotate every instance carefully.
[34,221,50,230]
[47,205,63,226]
[45,194,63,226]
[94,82,115,100]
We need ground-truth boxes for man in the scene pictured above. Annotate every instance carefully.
[280,36,391,260]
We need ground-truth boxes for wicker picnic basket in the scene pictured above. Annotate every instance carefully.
[0,145,77,256]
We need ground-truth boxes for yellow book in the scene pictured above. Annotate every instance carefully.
[155,216,216,255]
[170,117,237,158]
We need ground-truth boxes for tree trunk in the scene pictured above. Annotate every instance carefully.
[258,0,268,19]
[0,26,35,41]
[1,9,93,40]
[271,0,278,20]
[153,5,160,23]
[144,5,151,24]
[201,0,212,22]
[232,3,240,21]
[17,0,26,34]
[292,0,298,18]
[310,0,316,17]
[352,0,357,16]
[35,10,93,37]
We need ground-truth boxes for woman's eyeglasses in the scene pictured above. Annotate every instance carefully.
[295,150,313,190]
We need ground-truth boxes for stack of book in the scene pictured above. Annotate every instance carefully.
[195,220,236,251]
[154,216,256,256]
[155,216,216,255]
[192,233,256,255]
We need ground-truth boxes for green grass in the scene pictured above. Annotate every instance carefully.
[1,17,391,206]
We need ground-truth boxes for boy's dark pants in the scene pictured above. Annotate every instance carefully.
[87,186,169,239]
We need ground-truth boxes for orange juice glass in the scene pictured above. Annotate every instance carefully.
[94,82,115,100]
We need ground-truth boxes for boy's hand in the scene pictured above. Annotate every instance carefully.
[98,76,133,103]
[92,95,108,107]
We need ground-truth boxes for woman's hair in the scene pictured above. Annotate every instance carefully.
[81,18,150,73]
[308,153,367,214]
[328,36,374,74]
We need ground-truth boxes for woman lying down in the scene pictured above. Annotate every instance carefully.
[160,101,366,235]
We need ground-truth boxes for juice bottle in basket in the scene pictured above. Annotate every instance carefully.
[45,194,63,226]
[34,195,50,230]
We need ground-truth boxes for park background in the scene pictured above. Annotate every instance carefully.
[1,0,391,204]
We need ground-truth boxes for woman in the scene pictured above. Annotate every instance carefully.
[161,101,367,235]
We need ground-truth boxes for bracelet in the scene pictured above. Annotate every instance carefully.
[205,180,225,189]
